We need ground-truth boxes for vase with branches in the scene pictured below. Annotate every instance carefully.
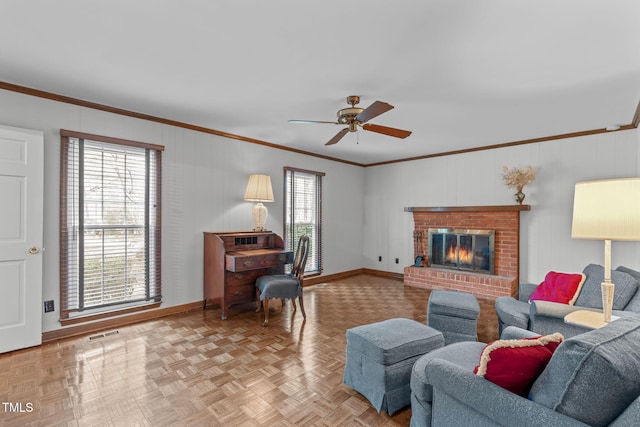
[502,165,536,204]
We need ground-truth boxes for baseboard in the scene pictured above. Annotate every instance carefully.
[361,268,404,281]
[304,269,364,285]
[304,268,403,286]
[42,301,203,343]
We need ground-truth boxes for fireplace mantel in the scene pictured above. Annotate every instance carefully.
[405,205,530,213]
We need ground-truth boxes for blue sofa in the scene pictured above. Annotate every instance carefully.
[495,264,640,337]
[410,318,640,426]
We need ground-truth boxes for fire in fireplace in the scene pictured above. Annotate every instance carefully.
[428,228,495,274]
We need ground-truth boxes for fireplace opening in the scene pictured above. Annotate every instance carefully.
[428,228,495,274]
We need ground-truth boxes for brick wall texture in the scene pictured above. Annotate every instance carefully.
[404,210,522,299]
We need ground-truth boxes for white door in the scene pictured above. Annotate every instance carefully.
[0,124,44,353]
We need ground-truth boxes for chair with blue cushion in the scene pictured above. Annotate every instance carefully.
[255,235,309,326]
[495,264,640,338]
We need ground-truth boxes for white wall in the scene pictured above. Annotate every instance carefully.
[3,86,639,334]
[0,89,365,333]
[363,128,640,282]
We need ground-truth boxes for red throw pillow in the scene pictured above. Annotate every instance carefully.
[473,333,563,396]
[529,271,586,305]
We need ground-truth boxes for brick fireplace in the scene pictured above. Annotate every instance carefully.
[404,205,530,300]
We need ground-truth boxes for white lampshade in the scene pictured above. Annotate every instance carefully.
[244,174,274,231]
[572,178,640,241]
[571,177,640,323]
[244,174,274,202]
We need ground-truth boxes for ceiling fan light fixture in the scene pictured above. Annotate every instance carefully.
[337,107,364,124]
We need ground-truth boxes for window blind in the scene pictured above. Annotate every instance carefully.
[60,130,163,319]
[284,167,324,274]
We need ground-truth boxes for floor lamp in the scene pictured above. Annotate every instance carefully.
[244,174,274,231]
[571,178,640,322]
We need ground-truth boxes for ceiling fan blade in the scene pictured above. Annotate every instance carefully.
[355,101,394,123]
[362,123,412,139]
[325,128,349,145]
[289,119,338,124]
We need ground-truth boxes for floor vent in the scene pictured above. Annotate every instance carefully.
[88,330,120,341]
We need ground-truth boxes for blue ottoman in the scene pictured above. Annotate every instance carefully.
[427,290,480,345]
[343,318,444,415]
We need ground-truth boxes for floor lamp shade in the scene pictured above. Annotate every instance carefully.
[244,174,274,231]
[572,178,640,322]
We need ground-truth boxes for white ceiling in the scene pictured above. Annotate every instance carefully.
[2,1,639,165]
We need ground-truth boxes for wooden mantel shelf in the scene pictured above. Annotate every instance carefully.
[404,205,531,213]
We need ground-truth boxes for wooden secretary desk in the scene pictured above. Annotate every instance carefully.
[203,231,293,319]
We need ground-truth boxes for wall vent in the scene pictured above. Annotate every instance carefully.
[88,330,120,341]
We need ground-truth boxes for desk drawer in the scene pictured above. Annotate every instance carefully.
[225,284,256,305]
[225,269,269,287]
[226,252,293,272]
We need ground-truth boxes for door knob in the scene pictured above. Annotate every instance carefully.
[29,246,40,254]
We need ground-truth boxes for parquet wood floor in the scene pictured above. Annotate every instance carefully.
[0,274,499,427]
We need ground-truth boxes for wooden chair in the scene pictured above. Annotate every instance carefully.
[255,235,309,326]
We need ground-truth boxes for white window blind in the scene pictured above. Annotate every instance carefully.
[284,167,323,274]
[60,130,163,319]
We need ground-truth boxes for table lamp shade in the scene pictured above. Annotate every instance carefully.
[244,174,274,202]
[571,177,640,323]
[572,178,640,241]
[244,174,274,231]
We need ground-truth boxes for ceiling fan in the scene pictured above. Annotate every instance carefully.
[289,95,412,145]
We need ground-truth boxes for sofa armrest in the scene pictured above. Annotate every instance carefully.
[518,282,538,302]
[611,394,640,427]
[500,326,540,340]
[530,300,596,318]
[529,301,598,336]
[425,358,589,427]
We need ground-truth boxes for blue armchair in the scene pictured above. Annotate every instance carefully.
[410,319,640,426]
[495,264,640,338]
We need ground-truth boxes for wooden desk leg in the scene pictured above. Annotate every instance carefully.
[221,301,228,320]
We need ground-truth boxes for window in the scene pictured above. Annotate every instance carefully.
[60,130,163,323]
[284,167,324,274]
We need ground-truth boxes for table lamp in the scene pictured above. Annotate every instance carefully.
[244,174,274,231]
[571,178,640,322]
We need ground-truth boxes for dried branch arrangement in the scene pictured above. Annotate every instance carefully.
[502,165,536,191]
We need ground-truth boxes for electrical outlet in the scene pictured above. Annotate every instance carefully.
[378,256,382,262]
[44,300,54,313]
[395,258,399,264]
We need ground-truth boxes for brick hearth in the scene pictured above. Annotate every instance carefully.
[404,205,530,300]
